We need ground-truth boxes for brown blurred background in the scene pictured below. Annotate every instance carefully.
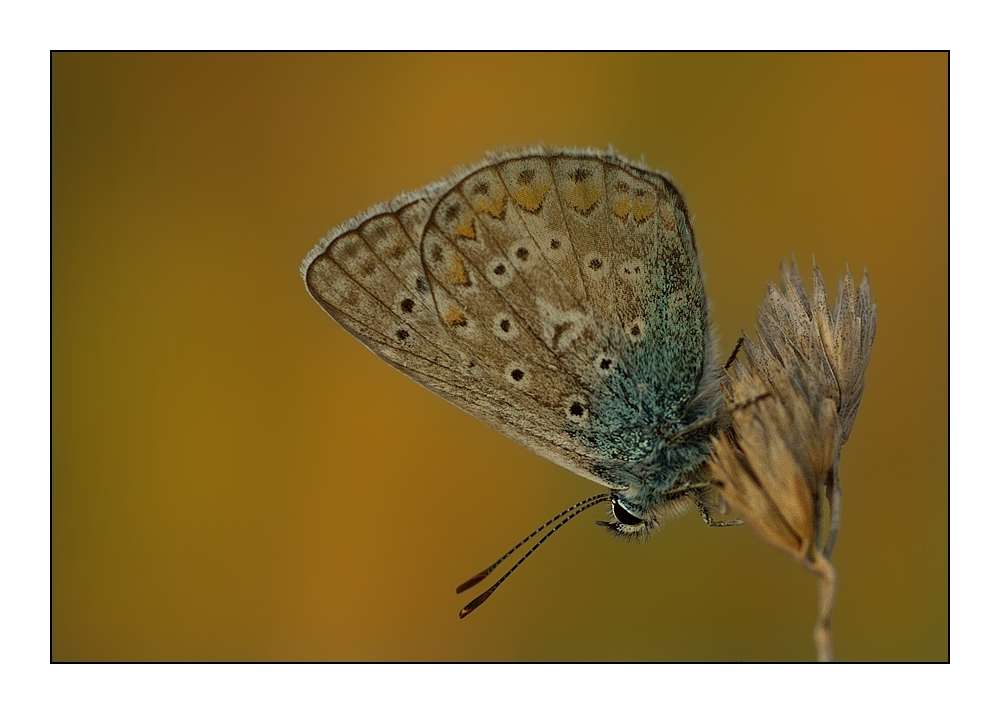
[52,52,946,661]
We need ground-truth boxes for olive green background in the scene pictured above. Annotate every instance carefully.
[53,52,947,661]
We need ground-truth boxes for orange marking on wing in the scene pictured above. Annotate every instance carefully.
[444,307,467,327]
[511,183,549,212]
[443,254,471,286]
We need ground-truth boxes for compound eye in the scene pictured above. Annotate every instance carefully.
[612,500,644,526]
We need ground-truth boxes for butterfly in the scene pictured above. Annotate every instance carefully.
[301,146,734,615]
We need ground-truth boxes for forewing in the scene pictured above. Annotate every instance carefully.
[302,181,606,482]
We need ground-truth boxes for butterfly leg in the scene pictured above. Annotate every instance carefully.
[724,336,744,370]
[691,488,743,528]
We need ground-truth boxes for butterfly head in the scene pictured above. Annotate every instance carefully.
[591,430,717,541]
[594,446,713,541]
[599,485,708,540]
[596,494,659,541]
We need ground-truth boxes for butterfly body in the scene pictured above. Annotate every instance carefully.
[302,147,721,539]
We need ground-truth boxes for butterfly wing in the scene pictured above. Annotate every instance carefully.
[417,148,717,468]
[302,147,717,488]
[301,170,606,483]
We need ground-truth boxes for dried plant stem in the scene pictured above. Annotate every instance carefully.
[807,552,838,663]
[707,258,875,662]
[822,470,842,558]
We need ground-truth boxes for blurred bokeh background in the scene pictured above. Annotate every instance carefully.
[53,52,946,661]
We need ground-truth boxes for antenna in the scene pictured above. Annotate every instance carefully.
[456,493,610,618]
